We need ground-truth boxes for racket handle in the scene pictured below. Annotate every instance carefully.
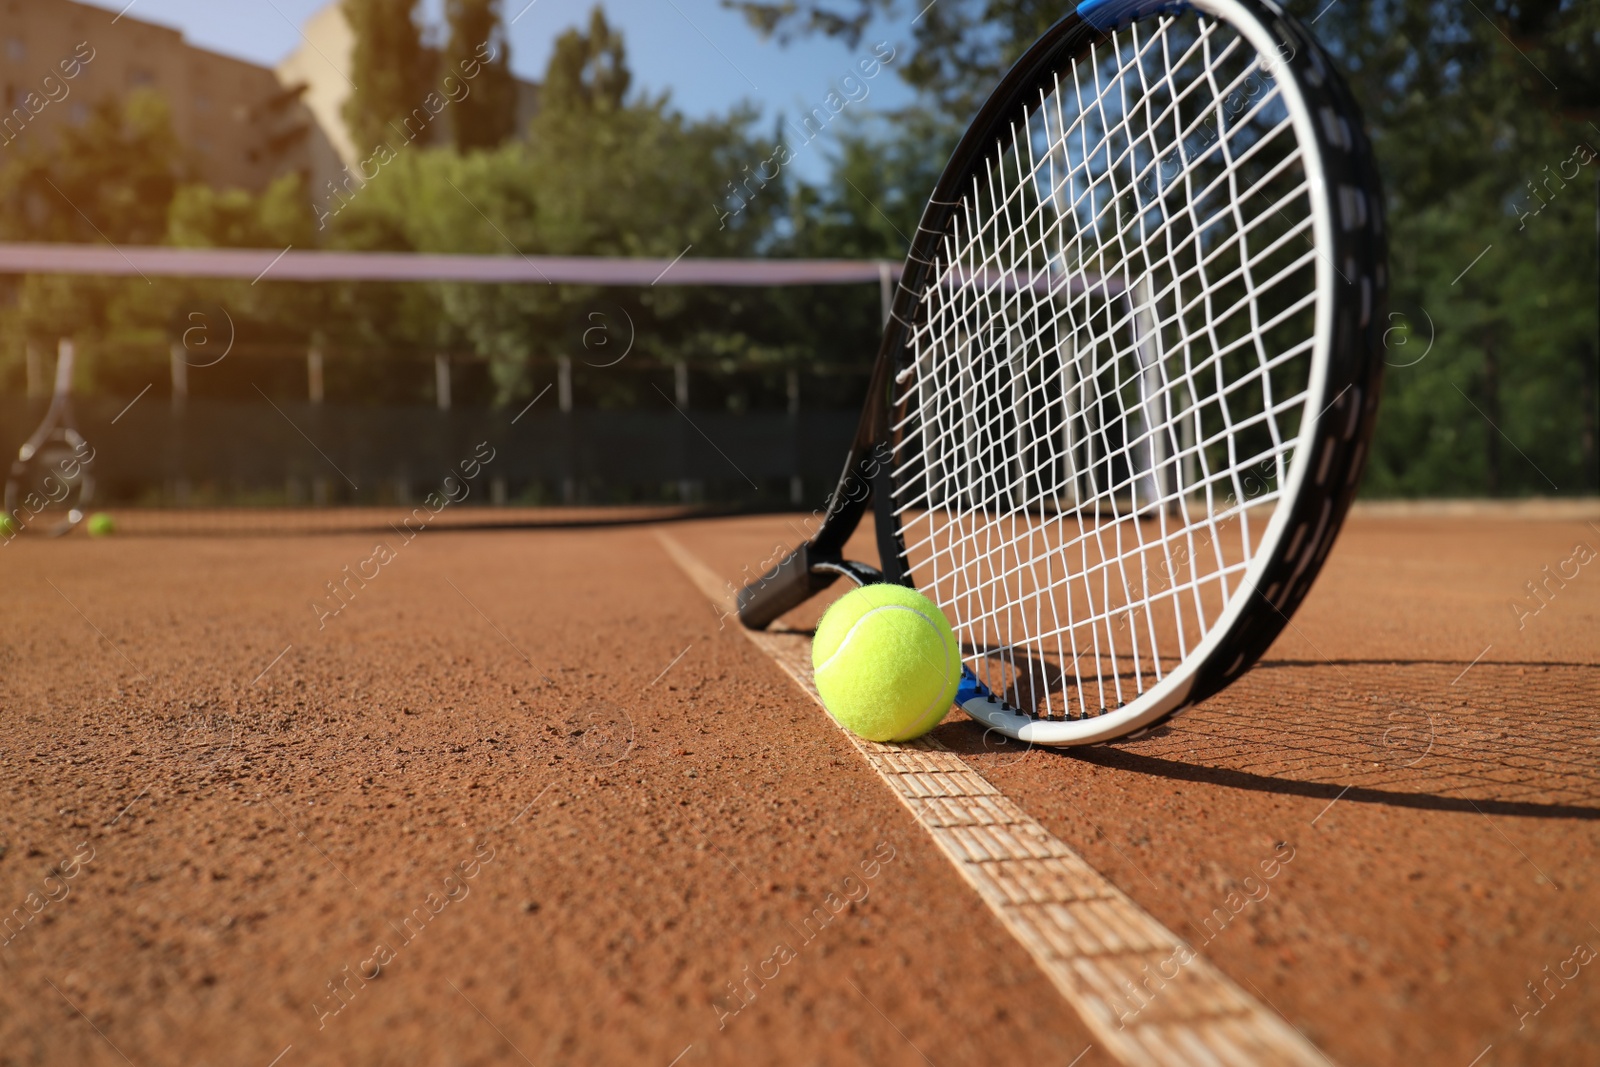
[737,543,840,630]
[54,339,75,397]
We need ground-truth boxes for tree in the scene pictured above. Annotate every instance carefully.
[726,0,1061,119]
[321,7,790,404]
[342,0,433,153]
[542,6,631,114]
[0,90,185,245]
[445,0,518,151]
[728,0,1600,495]
[0,91,188,391]
[1308,0,1600,495]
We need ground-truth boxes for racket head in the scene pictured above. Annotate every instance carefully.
[6,423,95,536]
[876,0,1386,744]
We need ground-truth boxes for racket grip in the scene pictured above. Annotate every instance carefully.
[737,543,839,630]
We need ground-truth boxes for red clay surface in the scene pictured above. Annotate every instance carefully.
[2,507,1597,1066]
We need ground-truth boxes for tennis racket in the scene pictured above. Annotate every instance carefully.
[738,0,1386,745]
[6,339,95,537]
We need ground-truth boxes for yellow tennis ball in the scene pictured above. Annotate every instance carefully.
[812,584,962,743]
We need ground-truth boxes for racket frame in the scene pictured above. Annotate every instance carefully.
[739,0,1386,746]
[5,339,95,537]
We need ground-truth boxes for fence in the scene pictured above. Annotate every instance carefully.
[0,392,861,508]
[0,246,900,512]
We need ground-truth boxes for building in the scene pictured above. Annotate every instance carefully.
[0,0,320,192]
[276,3,359,201]
[0,0,539,201]
[279,3,540,197]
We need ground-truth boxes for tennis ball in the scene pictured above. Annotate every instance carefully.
[0,514,17,536]
[86,512,115,537]
[812,584,962,743]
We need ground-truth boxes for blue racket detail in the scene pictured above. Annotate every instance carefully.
[955,665,992,707]
[955,666,1023,714]
[1076,0,1192,31]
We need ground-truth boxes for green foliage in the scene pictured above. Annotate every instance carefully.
[169,174,318,249]
[727,0,1060,117]
[1310,0,1600,495]
[445,0,518,150]
[0,92,188,386]
[543,6,632,114]
[3,0,1588,496]
[324,10,792,402]
[0,90,184,244]
[730,0,1600,495]
[0,7,807,405]
[789,109,954,260]
[342,0,433,153]
[166,173,342,378]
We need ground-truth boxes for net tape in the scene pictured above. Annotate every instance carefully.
[0,245,898,287]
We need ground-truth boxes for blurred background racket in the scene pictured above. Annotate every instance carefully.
[6,338,95,538]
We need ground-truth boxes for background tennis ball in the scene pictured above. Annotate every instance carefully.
[86,512,116,537]
[0,514,17,536]
[811,584,962,743]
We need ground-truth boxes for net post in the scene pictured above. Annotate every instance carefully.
[54,338,75,396]
[170,342,188,413]
[673,361,698,503]
[168,340,190,506]
[787,368,802,505]
[917,345,946,508]
[1127,285,1164,514]
[24,338,44,399]
[1060,329,1080,510]
[559,355,575,504]
[1009,329,1029,510]
[307,346,324,404]
[434,354,452,412]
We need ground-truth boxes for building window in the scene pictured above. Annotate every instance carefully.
[5,38,25,62]
[128,67,156,88]
[196,94,212,114]
[70,102,88,125]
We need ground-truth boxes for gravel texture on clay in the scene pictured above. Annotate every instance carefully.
[2,524,1100,1067]
[670,511,1600,1067]
[2,511,1596,1065]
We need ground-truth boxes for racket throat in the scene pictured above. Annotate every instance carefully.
[736,541,887,630]
[811,558,883,586]
[956,667,1027,719]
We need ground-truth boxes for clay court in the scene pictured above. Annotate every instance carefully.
[1,504,1595,1066]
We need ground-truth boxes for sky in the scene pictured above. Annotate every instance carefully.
[74,0,917,181]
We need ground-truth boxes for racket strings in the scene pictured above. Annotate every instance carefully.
[892,12,1320,719]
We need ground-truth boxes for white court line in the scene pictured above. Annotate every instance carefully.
[656,531,1336,1067]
